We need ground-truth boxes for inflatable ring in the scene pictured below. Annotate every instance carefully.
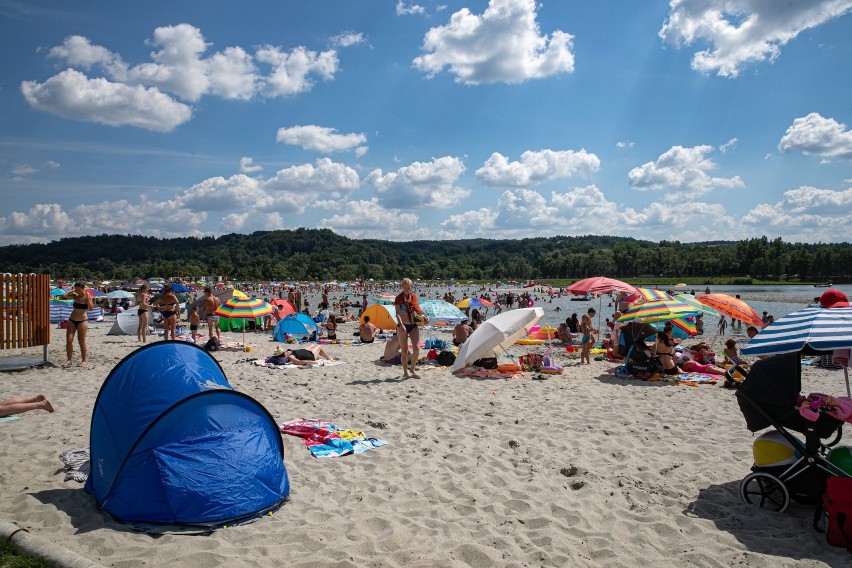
[540,366,564,374]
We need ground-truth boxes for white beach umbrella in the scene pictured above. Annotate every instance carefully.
[452,307,544,372]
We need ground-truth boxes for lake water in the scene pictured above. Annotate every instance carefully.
[403,283,852,331]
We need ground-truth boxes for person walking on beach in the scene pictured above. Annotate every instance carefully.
[718,316,727,336]
[0,394,56,417]
[395,277,429,378]
[135,283,151,343]
[203,286,222,341]
[63,282,92,367]
[189,305,200,343]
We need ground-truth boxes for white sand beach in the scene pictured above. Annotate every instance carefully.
[1,320,850,567]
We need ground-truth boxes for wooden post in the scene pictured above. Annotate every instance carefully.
[1,273,51,359]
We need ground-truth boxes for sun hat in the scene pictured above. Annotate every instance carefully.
[273,346,285,356]
[820,289,850,309]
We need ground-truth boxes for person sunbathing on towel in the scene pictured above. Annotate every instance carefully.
[0,394,56,417]
[283,344,336,366]
[676,351,727,375]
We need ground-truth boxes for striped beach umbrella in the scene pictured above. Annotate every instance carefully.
[741,306,852,395]
[741,306,852,357]
[617,299,700,323]
[216,297,273,347]
[625,288,673,304]
[455,297,493,309]
[651,317,698,339]
[696,293,763,327]
[673,293,720,317]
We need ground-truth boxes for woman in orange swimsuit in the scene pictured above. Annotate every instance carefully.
[63,282,92,367]
[394,278,429,379]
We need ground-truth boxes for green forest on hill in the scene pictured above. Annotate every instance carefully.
[0,230,849,283]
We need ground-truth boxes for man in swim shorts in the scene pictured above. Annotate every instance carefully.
[203,286,221,341]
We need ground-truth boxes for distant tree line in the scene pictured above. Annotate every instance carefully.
[0,230,849,283]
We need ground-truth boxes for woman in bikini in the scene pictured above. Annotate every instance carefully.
[154,284,180,341]
[394,277,429,378]
[63,282,92,367]
[654,330,679,376]
[135,283,151,343]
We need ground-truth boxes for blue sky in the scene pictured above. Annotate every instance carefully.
[1,0,851,245]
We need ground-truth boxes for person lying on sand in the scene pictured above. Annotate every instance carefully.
[0,394,56,417]
[282,345,336,366]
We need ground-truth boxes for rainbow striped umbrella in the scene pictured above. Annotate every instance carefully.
[617,298,700,323]
[216,297,273,346]
[673,293,720,317]
[456,297,494,309]
[625,288,673,304]
[651,317,698,339]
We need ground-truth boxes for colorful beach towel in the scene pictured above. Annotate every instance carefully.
[455,365,524,379]
[650,372,718,386]
[279,418,387,458]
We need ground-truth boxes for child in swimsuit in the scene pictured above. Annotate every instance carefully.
[189,306,200,344]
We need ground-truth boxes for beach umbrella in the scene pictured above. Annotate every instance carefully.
[650,318,697,340]
[106,290,135,299]
[215,297,274,347]
[567,277,636,331]
[566,277,636,296]
[673,293,720,317]
[170,283,189,293]
[421,299,466,324]
[452,307,544,372]
[617,298,700,324]
[371,293,396,304]
[50,288,67,296]
[696,293,763,327]
[455,297,494,309]
[624,288,673,304]
[741,305,852,396]
[85,288,105,297]
[232,289,249,299]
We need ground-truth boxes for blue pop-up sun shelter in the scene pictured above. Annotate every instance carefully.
[273,313,318,342]
[86,341,289,527]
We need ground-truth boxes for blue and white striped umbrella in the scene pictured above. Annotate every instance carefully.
[741,306,852,357]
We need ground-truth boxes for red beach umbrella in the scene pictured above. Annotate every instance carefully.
[566,277,636,296]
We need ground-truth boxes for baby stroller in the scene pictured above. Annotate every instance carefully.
[733,352,849,512]
[618,322,664,377]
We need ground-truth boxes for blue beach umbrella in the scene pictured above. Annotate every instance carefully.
[741,305,852,395]
[170,283,189,293]
[420,299,466,324]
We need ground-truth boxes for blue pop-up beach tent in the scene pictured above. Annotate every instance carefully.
[273,313,318,342]
[86,342,289,527]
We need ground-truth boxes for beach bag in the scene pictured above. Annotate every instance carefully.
[817,476,852,549]
[203,337,221,352]
[519,354,543,372]
[437,351,456,366]
[473,357,498,369]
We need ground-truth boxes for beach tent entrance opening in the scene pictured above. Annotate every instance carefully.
[87,342,289,527]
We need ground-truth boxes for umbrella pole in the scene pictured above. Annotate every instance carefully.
[846,366,850,398]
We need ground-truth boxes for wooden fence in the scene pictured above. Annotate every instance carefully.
[0,273,51,350]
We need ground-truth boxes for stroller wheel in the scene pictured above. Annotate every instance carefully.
[740,472,790,513]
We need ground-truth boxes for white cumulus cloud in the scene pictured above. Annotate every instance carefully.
[397,1,426,16]
[659,0,852,77]
[24,24,339,130]
[276,125,367,153]
[331,31,366,48]
[742,186,852,242]
[317,198,427,239]
[778,112,852,161]
[475,149,600,187]
[21,69,192,132]
[627,144,744,196]
[366,156,469,208]
[239,157,262,173]
[412,0,575,84]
